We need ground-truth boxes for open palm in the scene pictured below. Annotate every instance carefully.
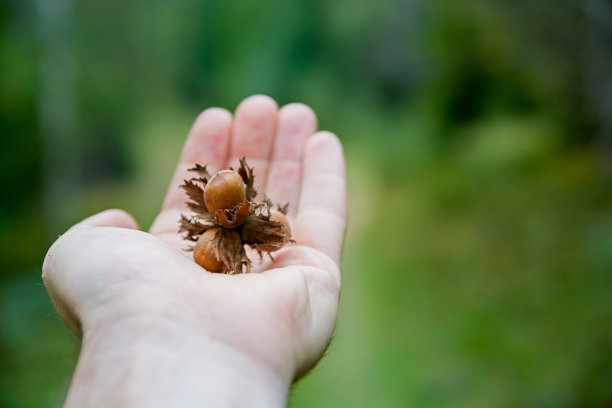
[43,95,346,387]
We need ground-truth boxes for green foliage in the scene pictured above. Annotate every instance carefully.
[1,0,611,406]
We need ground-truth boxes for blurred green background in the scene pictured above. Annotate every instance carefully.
[1,0,612,407]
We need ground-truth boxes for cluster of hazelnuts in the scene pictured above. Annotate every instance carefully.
[179,158,292,274]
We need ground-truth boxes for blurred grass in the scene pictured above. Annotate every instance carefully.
[0,273,77,408]
[1,0,612,407]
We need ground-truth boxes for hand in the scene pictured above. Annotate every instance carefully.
[42,95,346,408]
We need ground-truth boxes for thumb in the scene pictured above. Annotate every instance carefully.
[43,209,139,336]
[69,208,140,231]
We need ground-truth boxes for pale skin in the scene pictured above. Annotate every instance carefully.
[42,95,347,408]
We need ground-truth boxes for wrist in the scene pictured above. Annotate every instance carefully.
[66,310,291,408]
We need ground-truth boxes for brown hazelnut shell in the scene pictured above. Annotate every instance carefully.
[193,227,250,274]
[204,170,248,223]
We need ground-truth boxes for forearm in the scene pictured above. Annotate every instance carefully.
[65,315,290,408]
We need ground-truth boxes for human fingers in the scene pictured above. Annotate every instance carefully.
[294,132,346,268]
[264,103,317,220]
[227,95,278,199]
[150,108,232,235]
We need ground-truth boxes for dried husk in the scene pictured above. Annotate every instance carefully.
[236,157,257,201]
[241,212,290,252]
[179,214,215,242]
[212,199,253,228]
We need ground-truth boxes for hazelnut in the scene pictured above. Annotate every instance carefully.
[204,170,251,228]
[193,227,249,274]
[193,228,225,272]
